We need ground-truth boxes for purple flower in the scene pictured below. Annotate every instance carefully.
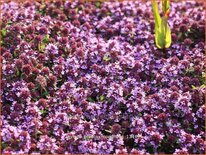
[37,135,57,153]
[111,123,121,134]
[184,38,192,46]
[41,67,50,76]
[3,52,12,60]
[22,64,32,75]
[45,43,59,56]
[36,75,47,89]
[38,27,48,35]
[174,148,189,154]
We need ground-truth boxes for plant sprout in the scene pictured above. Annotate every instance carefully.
[152,0,171,49]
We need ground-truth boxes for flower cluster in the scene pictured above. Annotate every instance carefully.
[1,0,205,154]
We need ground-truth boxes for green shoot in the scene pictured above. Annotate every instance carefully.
[152,0,171,49]
[42,35,50,43]
[1,28,7,37]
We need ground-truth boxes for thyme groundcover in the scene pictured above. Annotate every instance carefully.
[1,0,205,154]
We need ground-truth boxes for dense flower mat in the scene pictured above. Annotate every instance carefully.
[1,0,205,154]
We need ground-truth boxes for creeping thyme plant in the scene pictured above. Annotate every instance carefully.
[1,0,205,154]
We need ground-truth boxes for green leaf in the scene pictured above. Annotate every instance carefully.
[39,109,46,114]
[39,108,48,116]
[1,28,7,37]
[104,129,111,133]
[36,130,43,135]
[106,12,112,16]
[38,43,46,52]
[162,0,170,14]
[87,97,95,102]
[42,90,49,97]
[186,66,194,73]
[16,69,20,76]
[7,21,13,25]
[95,2,101,8]
[125,93,132,100]
[13,51,17,57]
[152,0,171,49]
[152,0,164,49]
[42,35,49,43]
[75,8,79,12]
[191,85,196,89]
[1,142,8,149]
[99,95,105,101]
[152,0,161,27]
[187,127,192,132]
[192,84,205,90]
[103,55,111,61]
[164,20,172,48]
[38,43,41,51]
[155,21,165,49]
[84,136,92,140]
